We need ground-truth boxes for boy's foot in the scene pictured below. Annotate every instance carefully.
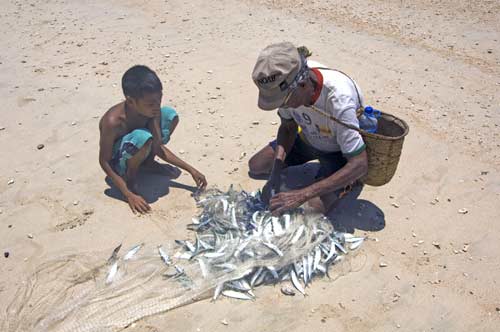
[141,160,181,178]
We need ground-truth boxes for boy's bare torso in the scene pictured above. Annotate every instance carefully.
[99,101,151,141]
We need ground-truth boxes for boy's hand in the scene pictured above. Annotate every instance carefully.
[190,169,207,191]
[126,193,151,214]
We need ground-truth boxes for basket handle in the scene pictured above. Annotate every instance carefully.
[310,105,366,134]
[310,67,369,133]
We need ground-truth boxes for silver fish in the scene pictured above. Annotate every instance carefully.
[222,290,254,301]
[123,243,143,261]
[290,269,305,295]
[334,240,348,254]
[266,266,279,280]
[349,238,364,250]
[105,261,118,284]
[158,245,171,265]
[313,246,321,271]
[197,258,208,278]
[250,267,264,287]
[212,282,224,302]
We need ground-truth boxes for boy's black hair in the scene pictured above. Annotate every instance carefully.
[122,65,162,99]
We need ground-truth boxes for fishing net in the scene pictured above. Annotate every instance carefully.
[2,187,364,332]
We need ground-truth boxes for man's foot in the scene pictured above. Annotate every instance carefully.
[141,160,181,178]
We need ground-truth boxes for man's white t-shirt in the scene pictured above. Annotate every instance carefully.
[278,60,366,157]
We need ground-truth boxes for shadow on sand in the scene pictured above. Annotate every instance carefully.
[250,162,385,234]
[104,165,198,204]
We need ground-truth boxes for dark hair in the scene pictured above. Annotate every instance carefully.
[121,65,162,99]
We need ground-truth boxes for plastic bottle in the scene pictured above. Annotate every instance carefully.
[359,106,381,133]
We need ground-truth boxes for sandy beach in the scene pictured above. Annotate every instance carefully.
[1,0,499,330]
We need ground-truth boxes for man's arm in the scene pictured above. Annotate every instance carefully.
[98,118,150,213]
[274,117,298,162]
[261,118,297,204]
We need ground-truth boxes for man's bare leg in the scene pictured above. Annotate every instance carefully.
[248,145,275,176]
[126,139,152,193]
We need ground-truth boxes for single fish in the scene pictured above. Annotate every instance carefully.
[344,235,365,243]
[158,246,171,265]
[198,258,208,278]
[307,253,314,281]
[334,240,348,254]
[231,206,238,228]
[222,198,228,213]
[185,240,196,253]
[174,251,193,260]
[212,282,224,302]
[266,266,279,280]
[250,267,264,287]
[105,261,118,284]
[349,238,364,250]
[324,240,337,262]
[222,289,254,301]
[313,246,321,271]
[290,269,305,295]
[123,243,143,261]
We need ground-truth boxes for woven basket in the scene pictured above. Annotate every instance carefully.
[359,112,409,186]
[312,107,409,186]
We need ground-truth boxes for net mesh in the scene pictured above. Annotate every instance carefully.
[2,187,363,332]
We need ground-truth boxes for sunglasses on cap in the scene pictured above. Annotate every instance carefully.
[279,56,309,108]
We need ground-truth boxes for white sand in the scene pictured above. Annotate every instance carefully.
[0,0,499,330]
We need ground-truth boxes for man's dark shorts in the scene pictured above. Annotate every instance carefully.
[269,135,347,179]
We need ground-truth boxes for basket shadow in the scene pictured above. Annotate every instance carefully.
[281,162,385,234]
[104,166,198,204]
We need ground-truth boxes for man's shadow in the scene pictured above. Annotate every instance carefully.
[104,165,198,204]
[251,162,385,234]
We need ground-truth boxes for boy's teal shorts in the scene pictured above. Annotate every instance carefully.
[111,106,177,176]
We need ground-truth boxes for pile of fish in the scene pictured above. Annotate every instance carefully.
[106,186,365,300]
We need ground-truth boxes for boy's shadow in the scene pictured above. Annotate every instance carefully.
[104,165,198,204]
[252,162,386,234]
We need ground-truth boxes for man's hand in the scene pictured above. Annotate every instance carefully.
[190,169,207,190]
[269,189,308,215]
[126,193,151,214]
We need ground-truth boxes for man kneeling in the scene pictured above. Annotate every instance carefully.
[249,43,368,215]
